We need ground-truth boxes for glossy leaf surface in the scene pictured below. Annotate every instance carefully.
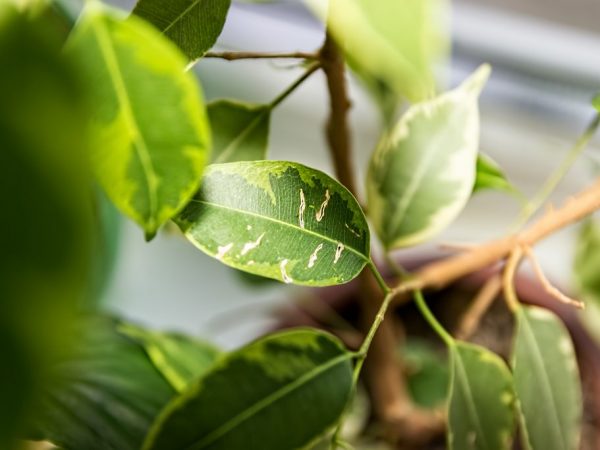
[512,307,582,450]
[0,5,92,446]
[367,65,490,249]
[133,0,231,60]
[176,161,370,286]
[143,329,354,450]
[119,323,220,392]
[208,100,270,163]
[447,342,515,450]
[67,3,210,238]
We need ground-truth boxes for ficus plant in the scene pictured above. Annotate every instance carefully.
[2,0,600,449]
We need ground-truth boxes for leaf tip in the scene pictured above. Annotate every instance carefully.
[460,63,492,97]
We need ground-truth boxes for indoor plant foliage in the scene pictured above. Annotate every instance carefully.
[3,0,600,449]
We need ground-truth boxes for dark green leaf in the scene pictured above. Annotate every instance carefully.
[574,219,600,304]
[0,4,92,447]
[512,306,582,450]
[447,342,515,450]
[176,161,370,286]
[133,0,231,60]
[208,100,271,164]
[473,154,517,195]
[367,65,490,249]
[307,0,447,102]
[66,2,211,238]
[401,339,449,408]
[143,329,354,450]
[28,317,176,450]
[118,323,221,392]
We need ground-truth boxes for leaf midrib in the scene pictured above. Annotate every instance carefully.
[213,107,269,164]
[91,14,158,227]
[184,352,353,449]
[163,0,201,34]
[452,349,491,450]
[518,314,566,449]
[188,199,369,261]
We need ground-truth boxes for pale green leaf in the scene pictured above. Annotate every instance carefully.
[512,306,582,450]
[143,329,354,450]
[0,4,92,446]
[473,154,516,195]
[447,342,515,450]
[176,161,370,286]
[66,3,211,238]
[118,323,221,392]
[592,93,600,112]
[133,0,231,60]
[307,0,447,102]
[208,100,270,164]
[367,64,490,249]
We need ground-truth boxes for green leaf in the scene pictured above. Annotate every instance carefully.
[307,0,447,102]
[133,0,231,60]
[176,161,370,286]
[66,2,211,238]
[574,219,600,304]
[0,4,92,447]
[118,323,221,392]
[447,342,515,450]
[473,154,516,195]
[367,64,490,249]
[143,329,354,450]
[208,100,271,164]
[511,306,582,450]
[28,317,176,450]
[592,93,600,111]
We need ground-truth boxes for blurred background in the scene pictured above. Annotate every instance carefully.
[81,0,600,348]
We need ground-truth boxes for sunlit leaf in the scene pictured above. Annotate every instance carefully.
[307,0,447,103]
[447,342,515,450]
[367,64,490,249]
[208,100,270,164]
[176,161,370,286]
[512,306,582,450]
[0,4,92,447]
[66,2,211,239]
[473,154,517,195]
[118,323,221,392]
[143,329,354,450]
[133,0,231,60]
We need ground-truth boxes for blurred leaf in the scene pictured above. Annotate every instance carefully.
[133,0,231,60]
[208,100,271,163]
[592,93,600,112]
[447,342,515,450]
[118,323,221,392]
[367,65,490,249]
[574,219,600,304]
[143,329,354,450]
[176,161,370,286]
[473,154,517,195]
[401,339,448,408]
[29,317,175,450]
[66,2,211,239]
[512,307,582,450]
[307,0,447,103]
[0,4,92,447]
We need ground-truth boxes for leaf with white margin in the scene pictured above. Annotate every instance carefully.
[448,342,516,450]
[66,2,211,239]
[367,64,490,249]
[512,306,582,450]
[175,161,370,286]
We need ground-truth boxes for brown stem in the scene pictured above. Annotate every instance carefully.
[203,50,318,61]
[454,274,502,341]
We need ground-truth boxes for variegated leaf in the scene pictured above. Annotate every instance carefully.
[208,99,270,164]
[143,329,354,450]
[133,0,231,60]
[175,161,370,286]
[512,306,582,450]
[367,64,490,249]
[66,3,211,239]
[448,342,516,450]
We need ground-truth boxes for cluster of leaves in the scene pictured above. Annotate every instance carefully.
[1,0,593,449]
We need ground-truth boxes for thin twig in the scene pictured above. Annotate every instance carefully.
[454,274,503,340]
[203,50,318,61]
[502,247,524,312]
[523,246,585,309]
